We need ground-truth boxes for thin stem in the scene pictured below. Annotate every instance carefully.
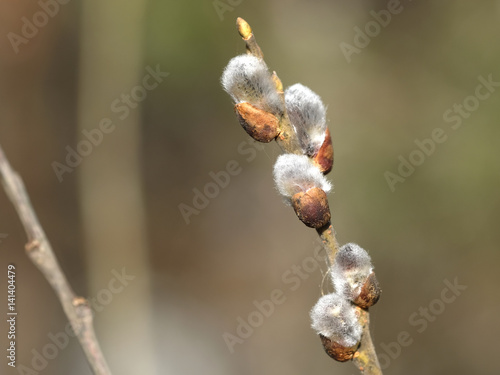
[0,145,112,375]
[353,309,383,375]
[316,222,340,266]
[275,95,303,154]
[234,18,383,375]
[237,17,264,59]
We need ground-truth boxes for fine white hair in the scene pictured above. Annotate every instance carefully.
[331,243,374,302]
[273,154,331,204]
[285,83,327,156]
[310,293,362,348]
[221,54,283,115]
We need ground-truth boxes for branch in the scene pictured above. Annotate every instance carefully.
[353,309,383,375]
[316,223,340,265]
[232,18,383,375]
[0,145,112,375]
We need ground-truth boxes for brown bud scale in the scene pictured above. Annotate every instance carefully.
[313,128,333,174]
[319,334,359,362]
[354,272,381,309]
[291,187,330,228]
[235,102,280,143]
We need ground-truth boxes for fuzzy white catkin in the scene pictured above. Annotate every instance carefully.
[221,54,283,115]
[273,154,331,204]
[331,243,373,302]
[310,293,362,348]
[285,83,327,156]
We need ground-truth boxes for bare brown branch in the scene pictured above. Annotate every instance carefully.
[353,309,383,375]
[0,145,112,375]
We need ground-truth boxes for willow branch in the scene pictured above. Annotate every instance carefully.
[234,18,383,375]
[0,145,112,375]
[353,309,383,375]
[316,223,340,265]
[237,17,264,59]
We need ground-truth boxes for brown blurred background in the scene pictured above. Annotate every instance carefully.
[0,1,499,374]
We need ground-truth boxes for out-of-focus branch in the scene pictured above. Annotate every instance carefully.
[0,145,112,375]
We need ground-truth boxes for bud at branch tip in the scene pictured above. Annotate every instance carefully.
[237,17,252,40]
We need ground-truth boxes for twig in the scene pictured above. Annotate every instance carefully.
[316,223,340,266]
[353,309,383,375]
[0,145,112,375]
[237,17,264,59]
[233,18,383,375]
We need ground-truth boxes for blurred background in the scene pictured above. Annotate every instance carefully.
[0,0,499,374]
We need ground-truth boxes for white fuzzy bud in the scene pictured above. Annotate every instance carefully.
[285,83,327,156]
[331,243,374,302]
[310,293,362,348]
[221,54,283,115]
[273,154,331,204]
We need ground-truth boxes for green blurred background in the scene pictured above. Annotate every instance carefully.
[0,0,499,374]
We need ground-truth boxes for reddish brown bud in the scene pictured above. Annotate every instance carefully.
[234,102,280,143]
[319,334,359,362]
[313,128,333,174]
[353,272,381,309]
[291,187,330,228]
